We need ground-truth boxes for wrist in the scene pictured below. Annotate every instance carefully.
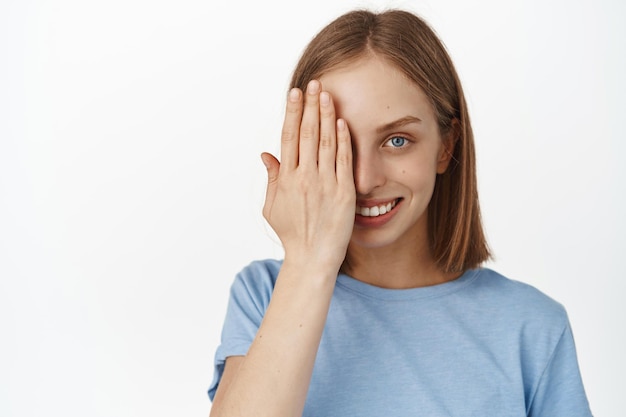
[280,255,342,284]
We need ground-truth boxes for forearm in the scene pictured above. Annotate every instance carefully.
[211,79,355,417]
[210,260,337,417]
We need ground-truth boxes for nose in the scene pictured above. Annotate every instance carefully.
[353,150,386,196]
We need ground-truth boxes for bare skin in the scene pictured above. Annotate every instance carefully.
[210,80,355,417]
[210,56,457,417]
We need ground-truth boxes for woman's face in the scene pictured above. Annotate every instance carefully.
[319,56,453,251]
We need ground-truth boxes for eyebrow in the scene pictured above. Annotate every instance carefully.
[375,116,423,134]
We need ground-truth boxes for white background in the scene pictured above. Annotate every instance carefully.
[1,0,624,415]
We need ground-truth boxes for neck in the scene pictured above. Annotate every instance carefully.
[342,234,460,289]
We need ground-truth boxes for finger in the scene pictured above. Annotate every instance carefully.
[298,80,321,169]
[280,88,302,171]
[318,91,337,176]
[335,118,354,186]
[261,152,280,220]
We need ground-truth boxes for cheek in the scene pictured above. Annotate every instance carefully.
[391,164,435,197]
[395,160,440,208]
[394,153,439,183]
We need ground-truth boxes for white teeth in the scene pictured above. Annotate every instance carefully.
[357,200,397,217]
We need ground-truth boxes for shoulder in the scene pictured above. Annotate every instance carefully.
[234,258,283,285]
[472,268,566,311]
[228,259,283,311]
[468,268,569,329]
[469,270,591,414]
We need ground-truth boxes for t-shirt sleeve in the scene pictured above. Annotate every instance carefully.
[208,260,277,401]
[527,321,593,416]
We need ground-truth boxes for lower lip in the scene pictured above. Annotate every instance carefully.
[354,200,402,228]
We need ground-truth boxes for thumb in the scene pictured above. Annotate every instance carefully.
[260,152,280,218]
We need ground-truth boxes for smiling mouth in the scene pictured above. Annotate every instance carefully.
[355,198,402,217]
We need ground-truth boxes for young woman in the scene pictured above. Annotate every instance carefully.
[208,9,592,417]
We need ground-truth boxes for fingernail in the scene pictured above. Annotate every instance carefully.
[320,92,330,106]
[337,118,346,130]
[307,80,320,95]
[288,88,300,102]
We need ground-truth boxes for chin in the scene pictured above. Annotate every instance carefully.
[348,230,403,250]
[349,213,428,252]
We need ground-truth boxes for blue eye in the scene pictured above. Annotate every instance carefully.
[387,136,407,147]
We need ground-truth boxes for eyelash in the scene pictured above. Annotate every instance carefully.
[383,136,410,148]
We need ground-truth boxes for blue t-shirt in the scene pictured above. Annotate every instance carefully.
[209,259,592,416]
